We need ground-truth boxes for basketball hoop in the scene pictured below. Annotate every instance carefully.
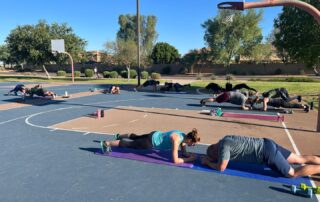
[217,2,245,11]
[222,14,235,24]
[52,51,58,57]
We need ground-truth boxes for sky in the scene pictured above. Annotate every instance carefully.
[0,0,282,55]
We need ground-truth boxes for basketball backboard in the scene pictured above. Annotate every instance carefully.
[51,39,65,53]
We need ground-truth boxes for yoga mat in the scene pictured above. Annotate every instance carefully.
[200,110,284,122]
[95,147,311,186]
[222,112,284,122]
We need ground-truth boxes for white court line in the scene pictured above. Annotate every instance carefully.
[50,128,57,132]
[103,124,119,128]
[0,115,29,125]
[281,121,320,201]
[143,114,148,118]
[24,97,156,129]
[83,132,90,136]
[25,106,80,129]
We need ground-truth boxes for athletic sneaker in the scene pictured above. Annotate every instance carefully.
[100,141,107,153]
[100,141,111,153]
[200,99,206,107]
[114,134,120,140]
[297,95,302,102]
[304,105,310,113]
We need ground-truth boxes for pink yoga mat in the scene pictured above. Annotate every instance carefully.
[222,112,284,122]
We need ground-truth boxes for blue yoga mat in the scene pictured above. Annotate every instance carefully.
[96,147,312,186]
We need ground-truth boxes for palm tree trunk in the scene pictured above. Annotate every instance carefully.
[126,65,130,81]
[42,65,51,79]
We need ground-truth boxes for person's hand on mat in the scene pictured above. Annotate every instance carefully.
[187,153,197,161]
[182,152,191,158]
[201,156,210,165]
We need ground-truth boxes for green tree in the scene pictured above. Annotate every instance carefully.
[0,45,10,68]
[273,0,320,74]
[116,14,158,65]
[6,20,87,78]
[150,42,180,64]
[105,39,137,81]
[249,43,273,63]
[202,9,263,67]
[182,48,212,73]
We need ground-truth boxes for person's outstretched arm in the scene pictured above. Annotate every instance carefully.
[171,134,196,164]
[201,156,229,171]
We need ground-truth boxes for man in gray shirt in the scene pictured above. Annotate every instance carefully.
[201,135,320,178]
[200,91,253,110]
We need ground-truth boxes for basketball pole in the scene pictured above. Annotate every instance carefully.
[136,0,141,86]
[62,52,75,83]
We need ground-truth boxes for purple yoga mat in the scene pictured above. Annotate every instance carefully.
[94,147,312,186]
[96,147,193,168]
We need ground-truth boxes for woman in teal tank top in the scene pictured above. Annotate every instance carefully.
[101,128,200,164]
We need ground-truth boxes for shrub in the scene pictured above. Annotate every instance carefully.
[162,66,171,75]
[103,71,110,78]
[57,70,66,77]
[109,71,119,78]
[84,69,94,77]
[210,74,217,80]
[151,72,161,79]
[129,69,137,78]
[285,77,315,82]
[141,71,149,79]
[225,74,235,81]
[74,71,81,77]
[120,70,127,78]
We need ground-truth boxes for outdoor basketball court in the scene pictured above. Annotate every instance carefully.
[0,81,319,201]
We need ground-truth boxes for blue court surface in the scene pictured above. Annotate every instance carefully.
[0,82,317,202]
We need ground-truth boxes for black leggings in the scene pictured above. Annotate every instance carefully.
[119,132,154,149]
[263,88,298,102]
[268,99,303,108]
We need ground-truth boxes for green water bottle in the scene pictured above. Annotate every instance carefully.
[215,108,223,117]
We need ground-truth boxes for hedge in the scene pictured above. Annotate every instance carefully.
[141,71,149,79]
[57,70,66,77]
[103,71,110,78]
[151,72,161,79]
[74,71,81,77]
[84,69,94,77]
[109,71,119,78]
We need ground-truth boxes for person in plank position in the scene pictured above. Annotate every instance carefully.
[26,85,56,99]
[135,79,160,92]
[100,129,200,164]
[7,84,27,96]
[262,87,302,103]
[201,135,320,178]
[200,91,256,110]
